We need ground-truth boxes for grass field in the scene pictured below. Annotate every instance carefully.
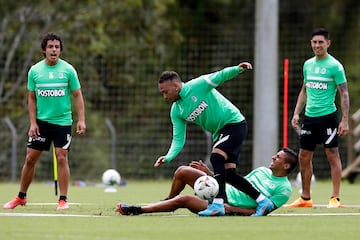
[1,179,360,240]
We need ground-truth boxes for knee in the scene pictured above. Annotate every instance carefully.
[175,195,192,205]
[174,166,192,179]
[25,155,37,167]
[55,153,68,166]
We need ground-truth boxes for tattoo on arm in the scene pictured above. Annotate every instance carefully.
[338,83,349,119]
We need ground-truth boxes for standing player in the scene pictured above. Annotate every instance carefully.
[154,63,274,216]
[3,33,86,210]
[285,27,349,208]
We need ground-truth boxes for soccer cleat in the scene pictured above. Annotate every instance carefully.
[57,200,69,210]
[327,197,341,208]
[283,197,313,208]
[117,203,142,215]
[198,202,225,216]
[252,197,275,216]
[3,196,27,209]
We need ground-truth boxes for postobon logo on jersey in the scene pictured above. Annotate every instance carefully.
[37,89,65,97]
[186,101,208,122]
[306,81,328,90]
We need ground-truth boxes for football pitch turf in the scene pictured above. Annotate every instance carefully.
[1,180,359,240]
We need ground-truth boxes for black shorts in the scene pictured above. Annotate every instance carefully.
[300,111,339,151]
[213,121,248,165]
[27,119,72,151]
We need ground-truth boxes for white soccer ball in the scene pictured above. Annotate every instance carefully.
[102,169,121,186]
[194,175,219,201]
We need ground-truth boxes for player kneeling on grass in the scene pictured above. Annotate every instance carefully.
[118,148,298,216]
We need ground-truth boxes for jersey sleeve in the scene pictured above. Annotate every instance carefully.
[68,65,81,91]
[163,106,187,163]
[27,66,35,91]
[205,66,244,87]
[333,62,347,85]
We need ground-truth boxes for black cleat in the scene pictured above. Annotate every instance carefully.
[117,203,142,215]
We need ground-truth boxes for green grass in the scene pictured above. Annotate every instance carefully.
[1,180,360,240]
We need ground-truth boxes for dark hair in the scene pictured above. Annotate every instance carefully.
[159,71,181,83]
[281,147,298,173]
[41,32,63,52]
[312,27,330,40]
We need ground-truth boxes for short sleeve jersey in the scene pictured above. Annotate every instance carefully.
[226,167,292,208]
[303,54,347,117]
[164,66,246,162]
[28,59,81,126]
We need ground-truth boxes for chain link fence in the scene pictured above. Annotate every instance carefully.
[1,3,358,182]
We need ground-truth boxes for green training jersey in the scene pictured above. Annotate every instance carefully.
[164,66,246,162]
[303,54,347,117]
[28,59,81,126]
[226,167,292,209]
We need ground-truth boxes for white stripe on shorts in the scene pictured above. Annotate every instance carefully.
[325,128,337,145]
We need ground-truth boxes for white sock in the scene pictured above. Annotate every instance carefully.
[255,194,266,203]
[212,198,224,204]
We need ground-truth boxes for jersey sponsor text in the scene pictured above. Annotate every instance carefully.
[186,101,208,122]
[37,89,66,97]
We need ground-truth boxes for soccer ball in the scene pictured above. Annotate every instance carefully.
[194,175,219,201]
[102,169,121,186]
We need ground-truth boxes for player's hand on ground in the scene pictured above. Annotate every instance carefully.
[154,156,166,167]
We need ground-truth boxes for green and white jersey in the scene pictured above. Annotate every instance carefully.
[28,59,81,126]
[164,66,246,162]
[303,54,347,117]
[226,167,292,209]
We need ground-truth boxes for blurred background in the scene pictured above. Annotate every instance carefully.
[1,0,359,182]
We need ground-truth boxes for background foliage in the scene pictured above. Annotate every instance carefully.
[1,0,359,181]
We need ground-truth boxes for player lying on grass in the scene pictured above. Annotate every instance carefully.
[118,147,298,216]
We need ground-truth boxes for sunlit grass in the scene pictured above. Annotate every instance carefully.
[0,180,359,240]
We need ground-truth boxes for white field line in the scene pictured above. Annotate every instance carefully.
[312,204,360,208]
[26,202,93,206]
[0,212,107,218]
[270,212,360,216]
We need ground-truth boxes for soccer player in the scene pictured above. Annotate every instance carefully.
[3,33,86,210]
[153,63,275,216]
[118,148,298,216]
[284,27,350,209]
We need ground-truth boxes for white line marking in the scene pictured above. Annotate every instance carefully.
[0,212,107,218]
[27,202,93,206]
[270,213,360,216]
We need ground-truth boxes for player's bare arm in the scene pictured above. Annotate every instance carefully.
[224,204,255,216]
[291,84,307,130]
[337,82,350,137]
[27,91,40,137]
[72,89,86,135]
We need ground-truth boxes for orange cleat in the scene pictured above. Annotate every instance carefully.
[327,197,341,208]
[283,197,313,208]
[3,196,27,209]
[57,200,69,210]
